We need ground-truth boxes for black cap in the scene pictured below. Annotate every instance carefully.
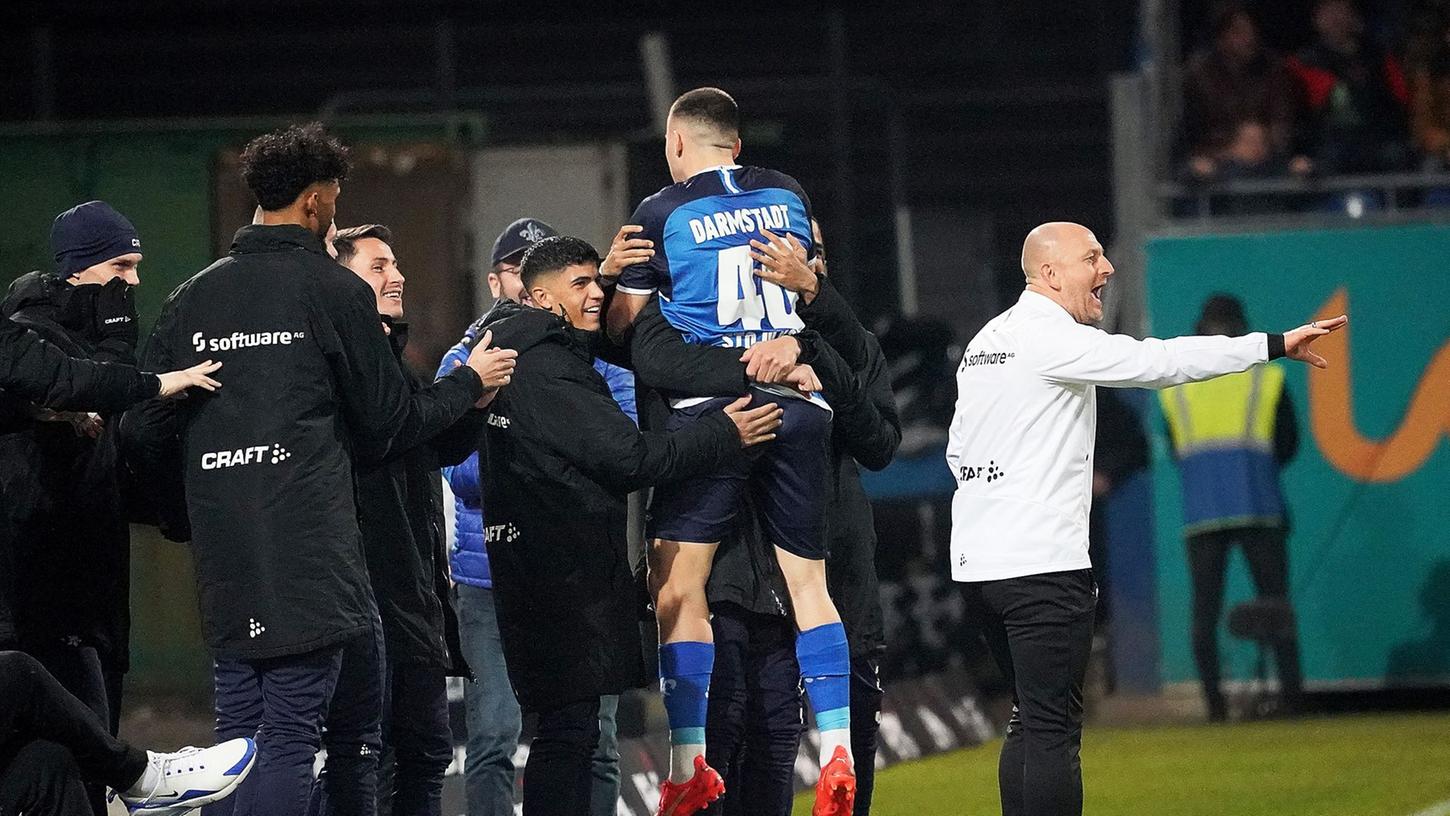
[51,201,141,279]
[490,218,558,267]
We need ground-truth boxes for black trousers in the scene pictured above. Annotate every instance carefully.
[705,605,802,816]
[23,639,112,816]
[310,620,386,816]
[25,637,113,816]
[964,569,1096,816]
[847,656,884,816]
[377,663,452,816]
[705,605,887,816]
[522,697,601,816]
[1187,526,1303,711]
[0,651,148,816]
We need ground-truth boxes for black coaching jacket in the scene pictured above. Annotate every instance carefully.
[0,273,137,667]
[356,319,479,674]
[0,311,160,647]
[478,299,739,712]
[0,315,158,429]
[136,225,483,660]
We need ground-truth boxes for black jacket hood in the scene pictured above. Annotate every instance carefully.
[478,298,601,358]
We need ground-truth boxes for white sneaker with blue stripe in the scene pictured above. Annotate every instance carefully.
[115,737,256,815]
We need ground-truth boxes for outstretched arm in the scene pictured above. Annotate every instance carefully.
[1,318,160,411]
[1034,316,1347,389]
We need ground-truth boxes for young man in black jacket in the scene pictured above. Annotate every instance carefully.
[476,235,785,816]
[308,224,512,816]
[135,124,501,816]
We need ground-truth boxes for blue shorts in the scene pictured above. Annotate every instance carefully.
[648,391,831,559]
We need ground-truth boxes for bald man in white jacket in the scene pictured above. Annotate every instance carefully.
[947,222,1344,816]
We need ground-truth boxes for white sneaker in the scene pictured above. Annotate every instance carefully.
[115,737,256,815]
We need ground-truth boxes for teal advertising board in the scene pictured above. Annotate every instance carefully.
[1146,224,1450,688]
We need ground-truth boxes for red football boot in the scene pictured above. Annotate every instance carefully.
[656,755,725,816]
[812,745,857,816]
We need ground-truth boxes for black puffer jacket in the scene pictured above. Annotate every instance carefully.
[0,307,161,647]
[0,273,138,662]
[135,225,483,660]
[0,316,158,428]
[357,319,480,674]
[478,300,739,712]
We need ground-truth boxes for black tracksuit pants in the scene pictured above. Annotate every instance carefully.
[523,696,601,816]
[1187,526,1303,713]
[964,569,1097,816]
[310,616,386,816]
[0,651,148,816]
[704,604,887,816]
[377,663,453,816]
[705,605,802,816]
[23,639,112,816]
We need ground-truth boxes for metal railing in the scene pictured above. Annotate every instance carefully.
[1158,171,1450,222]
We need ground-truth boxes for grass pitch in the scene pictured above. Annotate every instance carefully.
[795,712,1450,816]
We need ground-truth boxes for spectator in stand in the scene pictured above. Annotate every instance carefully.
[1182,120,1314,215]
[1287,0,1412,174]
[1408,13,1450,166]
[1182,4,1302,177]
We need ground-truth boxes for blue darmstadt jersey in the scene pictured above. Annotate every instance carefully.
[618,164,814,350]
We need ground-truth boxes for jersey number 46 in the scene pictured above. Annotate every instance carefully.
[715,245,805,332]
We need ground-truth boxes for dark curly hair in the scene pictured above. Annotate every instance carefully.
[519,235,601,290]
[239,122,351,211]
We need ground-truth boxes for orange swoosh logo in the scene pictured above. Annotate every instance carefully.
[1309,288,1450,482]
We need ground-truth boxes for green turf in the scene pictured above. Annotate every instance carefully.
[794,713,1450,815]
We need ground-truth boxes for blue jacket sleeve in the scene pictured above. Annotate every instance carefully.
[594,358,638,427]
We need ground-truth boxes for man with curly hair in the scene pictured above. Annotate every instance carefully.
[131,123,509,816]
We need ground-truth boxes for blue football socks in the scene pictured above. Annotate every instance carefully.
[659,640,714,782]
[797,622,853,767]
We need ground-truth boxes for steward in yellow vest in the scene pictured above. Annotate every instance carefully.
[1159,294,1303,722]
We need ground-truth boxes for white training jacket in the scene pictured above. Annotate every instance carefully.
[946,290,1271,582]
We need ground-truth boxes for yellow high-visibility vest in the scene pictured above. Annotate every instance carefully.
[1159,365,1286,534]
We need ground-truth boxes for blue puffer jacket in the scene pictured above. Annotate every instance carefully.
[439,312,636,588]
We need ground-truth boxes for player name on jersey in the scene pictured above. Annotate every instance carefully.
[686,203,794,245]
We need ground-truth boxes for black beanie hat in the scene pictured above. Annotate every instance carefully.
[51,201,141,279]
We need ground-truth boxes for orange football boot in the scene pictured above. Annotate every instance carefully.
[656,755,725,816]
[812,745,856,816]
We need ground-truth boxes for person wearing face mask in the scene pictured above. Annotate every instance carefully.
[948,222,1346,816]
[0,200,153,816]
[130,123,506,816]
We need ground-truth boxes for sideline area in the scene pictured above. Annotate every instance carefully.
[794,713,1450,816]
